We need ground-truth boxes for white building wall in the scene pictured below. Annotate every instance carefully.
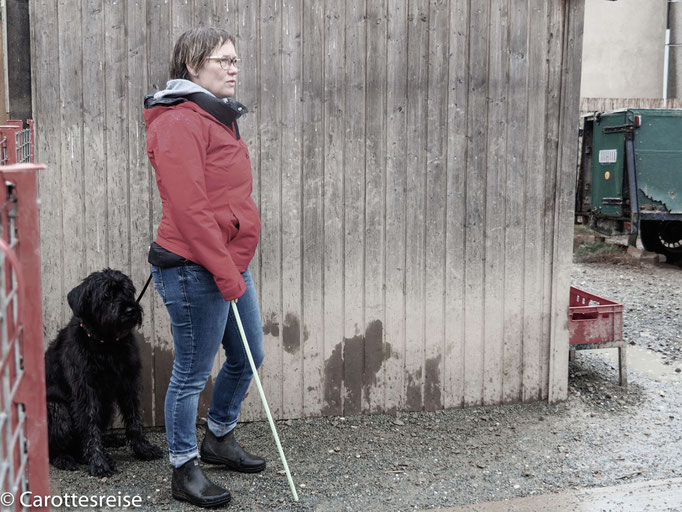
[581,0,667,98]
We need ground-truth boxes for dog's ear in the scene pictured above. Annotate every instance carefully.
[67,282,88,317]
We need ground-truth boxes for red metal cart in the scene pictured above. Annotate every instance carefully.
[568,286,627,387]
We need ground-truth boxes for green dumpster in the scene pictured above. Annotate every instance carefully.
[576,109,682,261]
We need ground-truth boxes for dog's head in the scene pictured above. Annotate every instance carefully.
[67,268,143,338]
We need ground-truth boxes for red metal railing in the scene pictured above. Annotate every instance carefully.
[0,122,34,166]
[0,164,48,511]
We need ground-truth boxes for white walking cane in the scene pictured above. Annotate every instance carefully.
[230,300,299,502]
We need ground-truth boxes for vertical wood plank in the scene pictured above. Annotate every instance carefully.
[58,0,85,318]
[463,0,489,406]
[258,0,283,419]
[147,0,173,426]
[502,0,528,403]
[482,0,508,405]
[403,0,429,412]
[193,0,211,25]
[29,0,54,338]
[403,0,429,411]
[171,0,194,41]
[128,0,154,425]
[237,0,260,290]
[105,0,129,271]
[342,0,366,416]
[32,0,63,344]
[522,2,549,402]
[384,0,408,412]
[210,0,236,33]
[541,1,564,400]
[444,0,469,409]
[82,0,107,275]
[321,0,343,417]
[234,0,263,421]
[423,0,449,411]
[364,0,387,413]
[549,0,584,403]
[280,0,304,419]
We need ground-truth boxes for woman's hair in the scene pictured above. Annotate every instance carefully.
[169,27,235,80]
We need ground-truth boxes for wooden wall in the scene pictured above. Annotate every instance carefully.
[30,0,585,425]
[580,97,682,113]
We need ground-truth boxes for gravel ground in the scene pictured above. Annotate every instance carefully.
[49,258,682,511]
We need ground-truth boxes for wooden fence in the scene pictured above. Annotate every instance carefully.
[30,0,585,425]
[581,97,682,113]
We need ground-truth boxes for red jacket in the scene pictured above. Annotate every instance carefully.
[144,101,260,300]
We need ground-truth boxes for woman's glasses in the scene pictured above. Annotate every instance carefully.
[206,56,241,70]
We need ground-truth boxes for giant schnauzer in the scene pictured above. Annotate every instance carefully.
[45,268,163,477]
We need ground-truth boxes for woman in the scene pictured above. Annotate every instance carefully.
[144,27,264,508]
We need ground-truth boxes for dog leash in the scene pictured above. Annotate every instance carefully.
[136,273,153,304]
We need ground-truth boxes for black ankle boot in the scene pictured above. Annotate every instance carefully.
[171,458,231,508]
[200,428,266,473]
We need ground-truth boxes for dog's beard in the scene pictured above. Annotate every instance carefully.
[91,301,142,339]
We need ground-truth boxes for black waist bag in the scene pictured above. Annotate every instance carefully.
[148,242,196,268]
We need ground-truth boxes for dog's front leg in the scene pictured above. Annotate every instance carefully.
[117,380,163,461]
[71,383,115,477]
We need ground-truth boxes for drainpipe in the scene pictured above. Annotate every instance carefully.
[664,2,670,102]
[1,0,8,115]
[667,0,682,102]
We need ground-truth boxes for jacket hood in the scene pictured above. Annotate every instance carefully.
[152,79,216,100]
[143,99,197,127]
[144,79,248,135]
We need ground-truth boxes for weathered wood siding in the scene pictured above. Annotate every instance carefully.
[580,97,682,113]
[30,0,585,425]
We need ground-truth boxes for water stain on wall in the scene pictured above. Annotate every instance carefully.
[342,333,364,415]
[282,313,301,354]
[321,320,392,415]
[405,368,422,411]
[262,312,280,337]
[321,342,343,416]
[362,320,390,410]
[424,355,442,410]
[136,332,156,426]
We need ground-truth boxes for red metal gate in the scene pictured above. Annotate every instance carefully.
[0,123,34,167]
[0,119,49,511]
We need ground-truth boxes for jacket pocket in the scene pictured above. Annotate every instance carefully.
[222,204,240,243]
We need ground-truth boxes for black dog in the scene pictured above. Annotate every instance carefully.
[45,268,163,476]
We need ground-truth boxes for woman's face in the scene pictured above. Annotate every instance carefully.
[187,40,238,98]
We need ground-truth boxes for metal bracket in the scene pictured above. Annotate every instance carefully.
[602,123,636,135]
[625,133,640,234]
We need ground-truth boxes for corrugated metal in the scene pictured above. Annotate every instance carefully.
[30,0,585,426]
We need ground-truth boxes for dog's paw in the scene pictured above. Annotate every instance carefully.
[87,454,116,478]
[132,440,164,460]
[51,455,78,471]
[103,451,118,471]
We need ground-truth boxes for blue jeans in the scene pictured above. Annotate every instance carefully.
[151,264,264,468]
